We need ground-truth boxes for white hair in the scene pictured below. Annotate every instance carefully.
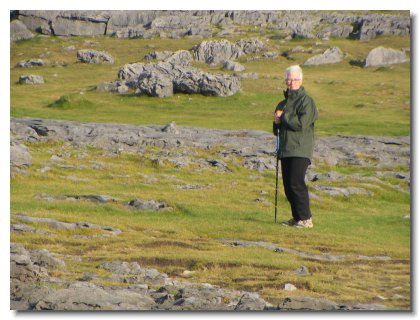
[285,65,303,80]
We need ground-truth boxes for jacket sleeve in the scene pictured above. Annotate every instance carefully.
[272,102,284,136]
[281,96,318,132]
[273,122,280,136]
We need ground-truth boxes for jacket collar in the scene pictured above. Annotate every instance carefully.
[284,86,305,99]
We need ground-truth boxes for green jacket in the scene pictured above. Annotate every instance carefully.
[273,86,318,160]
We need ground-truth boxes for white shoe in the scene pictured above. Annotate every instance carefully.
[294,218,313,228]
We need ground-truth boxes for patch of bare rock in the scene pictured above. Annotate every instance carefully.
[11,242,387,310]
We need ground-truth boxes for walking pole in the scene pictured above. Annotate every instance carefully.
[274,128,280,223]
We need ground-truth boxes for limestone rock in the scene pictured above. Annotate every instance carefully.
[10,19,34,42]
[365,47,408,67]
[118,61,240,97]
[35,282,156,310]
[280,296,339,311]
[77,49,114,64]
[137,72,174,98]
[52,17,106,36]
[12,11,410,41]
[126,199,172,211]
[235,38,265,54]
[164,50,193,67]
[284,283,297,291]
[317,24,353,39]
[223,60,245,72]
[145,51,174,61]
[16,59,45,68]
[234,293,266,310]
[303,47,344,66]
[10,140,32,172]
[199,73,241,97]
[192,39,243,64]
[18,75,45,84]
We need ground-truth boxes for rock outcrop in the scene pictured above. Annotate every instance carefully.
[10,118,410,177]
[12,11,410,41]
[10,241,387,310]
[110,61,241,97]
[10,242,271,310]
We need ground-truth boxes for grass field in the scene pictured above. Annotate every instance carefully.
[11,34,410,136]
[10,31,411,309]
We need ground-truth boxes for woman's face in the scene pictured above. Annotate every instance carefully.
[285,71,303,91]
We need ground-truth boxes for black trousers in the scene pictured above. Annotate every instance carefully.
[280,157,311,221]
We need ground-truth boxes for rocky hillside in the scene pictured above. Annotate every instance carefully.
[11,10,410,41]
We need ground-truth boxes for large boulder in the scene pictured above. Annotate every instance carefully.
[365,47,408,67]
[117,61,241,97]
[235,38,265,54]
[77,49,114,64]
[199,73,241,96]
[137,72,174,98]
[303,47,344,66]
[192,39,243,64]
[10,140,32,175]
[10,19,34,42]
[118,62,173,81]
[164,50,193,67]
[18,75,45,84]
[172,68,202,94]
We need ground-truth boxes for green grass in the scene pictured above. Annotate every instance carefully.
[10,35,410,136]
[10,31,410,309]
[10,141,410,309]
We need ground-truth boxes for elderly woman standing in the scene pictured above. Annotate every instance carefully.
[273,65,318,228]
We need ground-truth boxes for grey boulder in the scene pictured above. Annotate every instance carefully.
[77,49,114,64]
[223,60,245,72]
[118,61,240,97]
[303,47,344,66]
[10,19,34,42]
[192,39,243,64]
[16,59,44,68]
[137,72,174,98]
[10,140,32,174]
[18,75,45,84]
[199,73,241,97]
[365,47,408,67]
